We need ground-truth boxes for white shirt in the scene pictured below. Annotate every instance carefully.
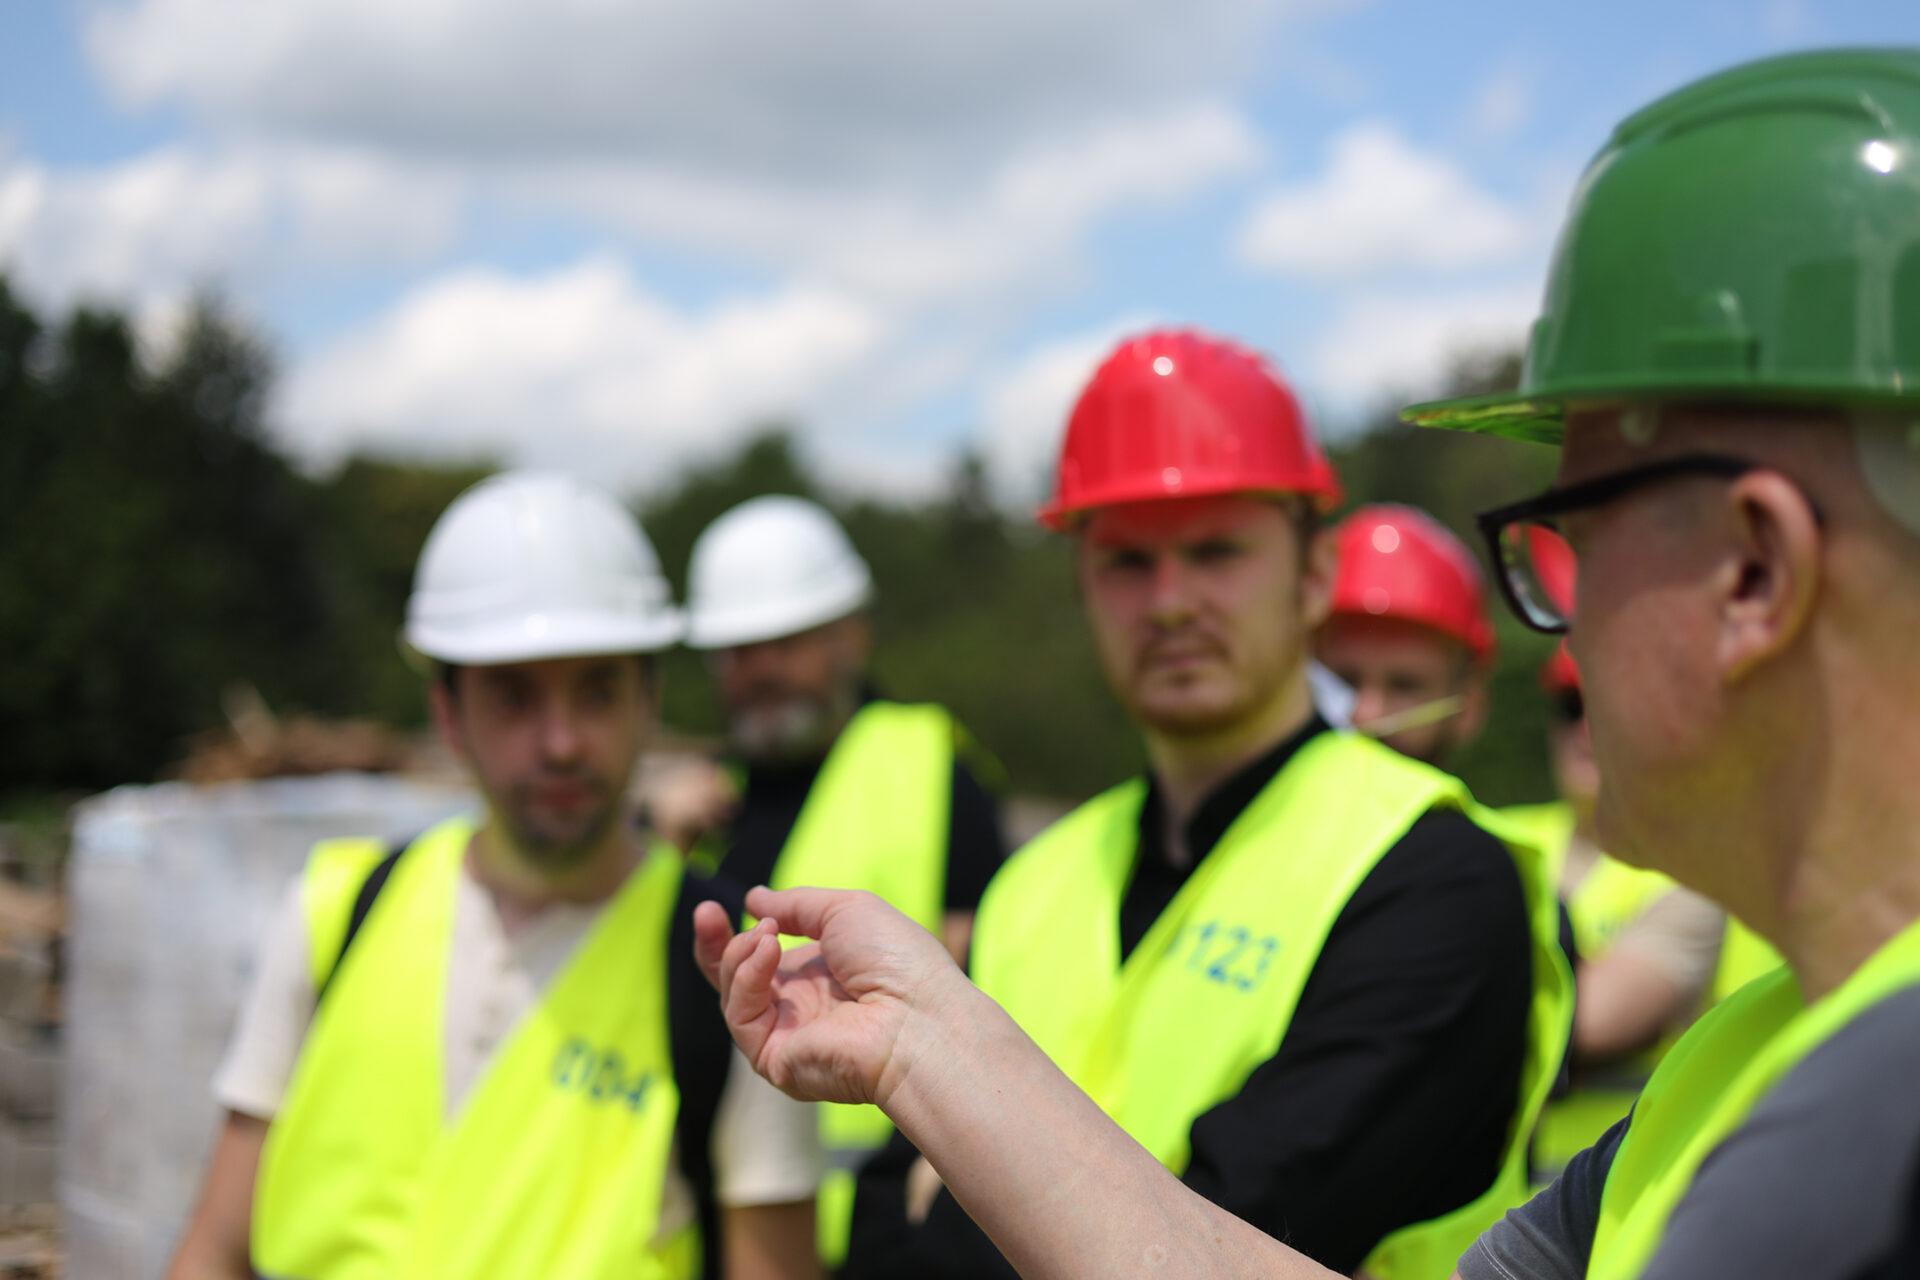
[215,858,825,1227]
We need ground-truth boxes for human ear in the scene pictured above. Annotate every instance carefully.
[1715,472,1822,682]
[839,613,873,667]
[1454,671,1491,745]
[1298,525,1340,629]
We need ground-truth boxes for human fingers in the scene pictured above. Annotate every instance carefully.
[742,885,879,940]
[718,918,783,1032]
[692,899,737,992]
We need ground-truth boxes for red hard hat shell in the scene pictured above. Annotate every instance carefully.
[1328,504,1496,662]
[1528,525,1582,692]
[1038,329,1342,530]
[1542,640,1581,693]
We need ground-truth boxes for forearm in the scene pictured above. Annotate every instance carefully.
[722,1201,822,1280]
[881,978,1337,1280]
[1574,949,1689,1060]
[164,1112,267,1280]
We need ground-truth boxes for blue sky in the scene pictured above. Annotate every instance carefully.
[2,1,1914,500]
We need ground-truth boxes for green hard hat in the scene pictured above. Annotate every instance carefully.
[1408,48,1920,443]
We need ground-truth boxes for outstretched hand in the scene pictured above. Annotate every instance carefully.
[693,886,967,1110]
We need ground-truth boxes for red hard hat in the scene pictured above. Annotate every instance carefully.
[1038,329,1342,531]
[1528,525,1581,692]
[1328,504,1496,662]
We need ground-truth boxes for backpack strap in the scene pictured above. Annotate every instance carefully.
[317,842,407,1000]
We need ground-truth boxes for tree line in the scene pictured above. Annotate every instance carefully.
[0,282,1562,807]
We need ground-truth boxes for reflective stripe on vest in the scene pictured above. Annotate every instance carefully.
[1588,916,1920,1279]
[972,731,1573,1280]
[768,700,954,1268]
[252,817,697,1280]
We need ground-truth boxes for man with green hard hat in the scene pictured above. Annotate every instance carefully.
[688,45,1920,1280]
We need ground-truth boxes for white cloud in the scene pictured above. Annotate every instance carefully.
[523,103,1261,308]
[1234,121,1537,279]
[86,0,1311,182]
[273,256,884,489]
[1468,61,1540,139]
[977,317,1156,502]
[1305,283,1539,412]
[0,142,460,308]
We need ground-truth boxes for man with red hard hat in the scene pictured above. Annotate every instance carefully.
[840,329,1570,1280]
[1318,504,1496,767]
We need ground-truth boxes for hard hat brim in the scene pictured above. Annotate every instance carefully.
[1037,479,1343,533]
[1407,377,1920,445]
[404,611,684,667]
[684,577,871,650]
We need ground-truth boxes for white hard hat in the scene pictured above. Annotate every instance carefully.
[405,471,683,665]
[685,496,872,649]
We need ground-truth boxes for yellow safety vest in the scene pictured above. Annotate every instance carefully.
[1588,916,1920,1279]
[1709,916,1785,1004]
[1514,801,1680,1180]
[252,817,698,1280]
[971,731,1573,1280]
[761,701,955,1267]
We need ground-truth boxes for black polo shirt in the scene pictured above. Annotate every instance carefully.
[844,716,1533,1277]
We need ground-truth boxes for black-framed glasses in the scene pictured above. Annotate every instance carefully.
[1475,454,1763,635]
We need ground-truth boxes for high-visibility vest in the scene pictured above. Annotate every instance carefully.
[1709,916,1785,1003]
[1514,802,1680,1179]
[1588,916,1920,1279]
[971,731,1573,1280]
[252,817,698,1280]
[762,700,956,1267]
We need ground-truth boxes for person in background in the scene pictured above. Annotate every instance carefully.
[1317,504,1496,767]
[649,493,1006,1268]
[166,472,823,1280]
[843,328,1570,1280]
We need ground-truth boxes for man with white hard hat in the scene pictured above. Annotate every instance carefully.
[666,493,1007,1268]
[166,472,823,1280]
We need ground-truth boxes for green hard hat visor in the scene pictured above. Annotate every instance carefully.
[1407,379,1920,447]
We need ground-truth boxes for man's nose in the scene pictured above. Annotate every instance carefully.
[1351,683,1392,728]
[540,700,584,761]
[1146,554,1195,623]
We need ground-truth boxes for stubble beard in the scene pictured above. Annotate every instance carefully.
[498,778,622,871]
[728,670,860,766]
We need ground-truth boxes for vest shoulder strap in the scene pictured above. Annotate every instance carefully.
[317,841,408,1000]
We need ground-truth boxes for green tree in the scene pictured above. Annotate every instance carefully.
[309,455,498,727]
[0,289,337,786]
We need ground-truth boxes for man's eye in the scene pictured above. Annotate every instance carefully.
[1190,540,1242,564]
[1102,549,1154,574]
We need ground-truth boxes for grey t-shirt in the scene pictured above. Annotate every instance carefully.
[1460,985,1920,1280]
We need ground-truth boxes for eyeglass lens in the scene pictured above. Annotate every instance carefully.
[1498,522,1576,632]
